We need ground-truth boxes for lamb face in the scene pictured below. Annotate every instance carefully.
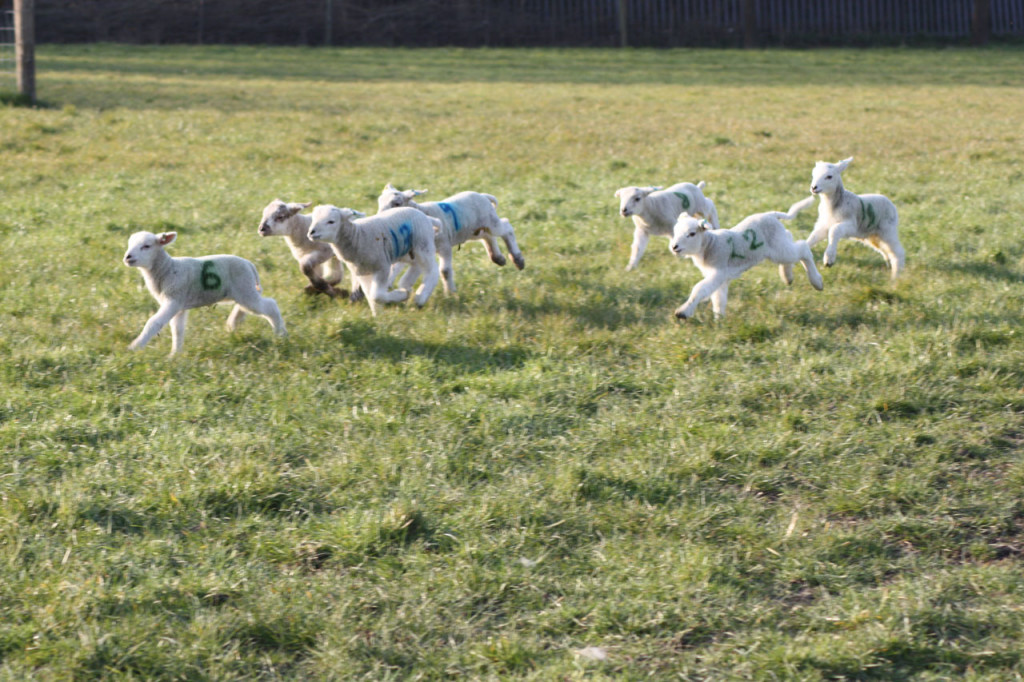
[614,186,654,218]
[258,199,309,237]
[124,231,175,268]
[669,217,706,258]
[376,185,424,213]
[308,205,364,242]
[809,157,852,195]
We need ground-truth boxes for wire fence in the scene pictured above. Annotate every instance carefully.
[31,0,1024,47]
[1,4,15,87]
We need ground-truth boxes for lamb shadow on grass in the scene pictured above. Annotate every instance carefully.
[496,275,682,330]
[942,259,1023,284]
[328,320,534,372]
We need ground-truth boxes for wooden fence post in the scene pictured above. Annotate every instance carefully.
[14,0,33,104]
[972,0,991,45]
[742,0,757,47]
[325,0,332,46]
[617,0,628,47]
[197,0,204,44]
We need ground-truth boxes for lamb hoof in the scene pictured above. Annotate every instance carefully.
[512,253,525,270]
[349,288,365,303]
[674,309,691,321]
[491,253,507,267]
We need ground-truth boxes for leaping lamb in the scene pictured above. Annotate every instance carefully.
[307,205,441,316]
[123,231,287,356]
[257,199,355,299]
[804,156,904,279]
[614,181,720,271]
[669,198,823,320]
[377,184,525,294]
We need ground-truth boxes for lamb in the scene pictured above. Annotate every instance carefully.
[804,156,904,279]
[614,181,721,271]
[669,198,823,320]
[376,184,525,293]
[257,199,357,300]
[307,205,441,316]
[123,231,286,355]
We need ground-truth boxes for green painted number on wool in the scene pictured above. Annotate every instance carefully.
[726,231,762,259]
[200,261,221,290]
[672,192,691,210]
[726,235,742,259]
[859,199,878,230]
[742,229,764,250]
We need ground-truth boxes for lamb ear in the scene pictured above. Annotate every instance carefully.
[158,232,177,246]
[698,219,710,231]
[287,202,311,214]
[412,189,427,197]
[837,157,853,171]
[614,188,625,198]
[384,183,397,191]
[644,186,661,194]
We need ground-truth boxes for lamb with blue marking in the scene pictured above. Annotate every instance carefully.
[307,205,441,315]
[123,231,286,356]
[377,184,525,294]
[803,156,904,279]
[615,181,721,271]
[669,198,823,320]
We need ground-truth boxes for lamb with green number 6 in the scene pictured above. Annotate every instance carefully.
[123,231,287,356]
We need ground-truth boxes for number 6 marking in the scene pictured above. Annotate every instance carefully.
[201,261,221,290]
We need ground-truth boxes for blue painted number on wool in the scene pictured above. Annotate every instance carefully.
[389,223,414,258]
[438,202,462,232]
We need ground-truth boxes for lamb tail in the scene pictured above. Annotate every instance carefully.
[251,262,263,292]
[779,195,816,221]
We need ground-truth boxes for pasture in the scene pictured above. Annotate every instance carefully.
[2,44,1024,679]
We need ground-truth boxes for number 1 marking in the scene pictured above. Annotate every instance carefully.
[726,235,742,259]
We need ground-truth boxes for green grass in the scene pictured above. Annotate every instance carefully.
[2,43,1024,679]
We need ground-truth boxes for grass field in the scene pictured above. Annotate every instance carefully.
[2,43,1024,679]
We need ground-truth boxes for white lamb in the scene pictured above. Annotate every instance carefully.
[669,198,823,320]
[804,156,904,279]
[376,184,525,293]
[307,205,441,316]
[123,231,286,355]
[257,199,357,300]
[614,181,721,270]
